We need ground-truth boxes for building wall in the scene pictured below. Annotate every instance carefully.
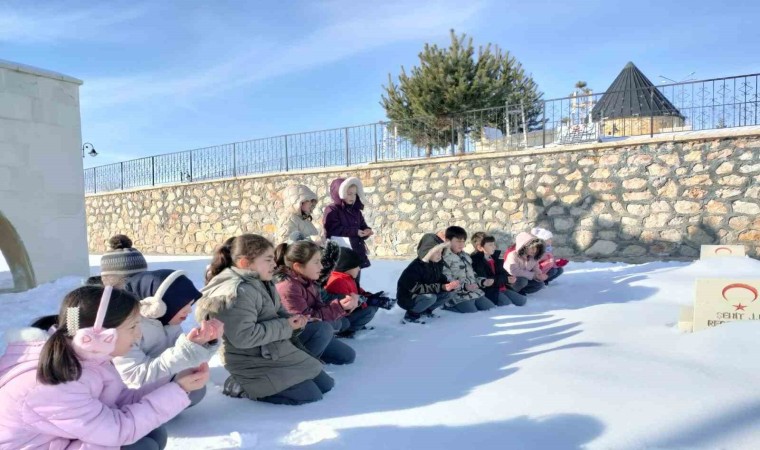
[85,129,760,261]
[0,61,89,290]
[601,116,687,137]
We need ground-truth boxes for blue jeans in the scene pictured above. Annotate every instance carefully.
[334,305,378,332]
[497,290,527,306]
[409,291,452,313]
[511,277,545,295]
[300,321,355,365]
[445,296,496,313]
[546,267,564,284]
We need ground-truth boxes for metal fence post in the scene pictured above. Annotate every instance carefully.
[373,123,379,163]
[120,162,124,190]
[189,151,193,182]
[344,128,350,166]
[232,144,237,177]
[450,118,456,155]
[650,88,655,138]
[542,102,546,148]
[93,168,97,194]
[284,136,289,172]
[151,156,155,186]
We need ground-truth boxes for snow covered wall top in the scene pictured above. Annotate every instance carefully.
[0,61,89,290]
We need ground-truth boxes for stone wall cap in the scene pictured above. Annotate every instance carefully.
[0,59,83,85]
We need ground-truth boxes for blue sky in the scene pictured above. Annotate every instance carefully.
[2,0,759,168]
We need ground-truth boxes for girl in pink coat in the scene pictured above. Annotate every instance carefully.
[503,231,548,295]
[0,285,208,450]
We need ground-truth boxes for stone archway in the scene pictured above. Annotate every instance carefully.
[0,211,36,292]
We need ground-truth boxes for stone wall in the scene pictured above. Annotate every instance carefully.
[85,130,760,261]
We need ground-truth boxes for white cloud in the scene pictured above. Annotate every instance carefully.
[0,3,148,43]
[80,0,487,110]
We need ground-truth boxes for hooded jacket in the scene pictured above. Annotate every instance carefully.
[278,185,321,244]
[194,267,322,399]
[274,268,346,322]
[471,249,510,301]
[116,270,217,388]
[322,177,371,268]
[0,329,190,450]
[396,235,450,311]
[504,232,543,279]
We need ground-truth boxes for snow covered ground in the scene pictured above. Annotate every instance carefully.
[2,255,760,449]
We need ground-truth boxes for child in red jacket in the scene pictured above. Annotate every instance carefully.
[325,248,395,337]
[531,227,568,285]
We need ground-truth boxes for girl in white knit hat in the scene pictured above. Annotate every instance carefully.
[530,227,568,285]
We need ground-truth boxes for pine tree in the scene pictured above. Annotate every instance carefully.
[381,30,542,155]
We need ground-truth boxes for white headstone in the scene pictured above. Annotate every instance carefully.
[692,278,760,332]
[699,245,746,260]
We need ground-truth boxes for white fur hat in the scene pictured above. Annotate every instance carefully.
[531,227,553,241]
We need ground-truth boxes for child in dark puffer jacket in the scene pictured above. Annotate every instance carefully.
[469,233,527,307]
[396,234,459,323]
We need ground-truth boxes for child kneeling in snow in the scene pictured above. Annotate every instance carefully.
[117,269,223,408]
[470,233,527,307]
[0,285,208,450]
[504,232,548,295]
[324,248,394,337]
[531,227,567,286]
[441,226,497,313]
[273,241,357,365]
[396,234,459,323]
[197,234,333,406]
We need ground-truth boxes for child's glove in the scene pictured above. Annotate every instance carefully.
[365,293,396,310]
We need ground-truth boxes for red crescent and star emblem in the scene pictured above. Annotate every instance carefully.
[721,283,759,312]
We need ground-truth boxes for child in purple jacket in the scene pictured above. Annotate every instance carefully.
[322,177,373,271]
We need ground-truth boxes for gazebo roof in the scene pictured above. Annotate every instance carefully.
[591,62,682,120]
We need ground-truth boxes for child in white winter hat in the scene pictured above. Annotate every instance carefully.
[530,227,567,285]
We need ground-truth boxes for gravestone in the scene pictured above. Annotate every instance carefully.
[678,306,694,332]
[700,245,746,260]
[691,278,760,332]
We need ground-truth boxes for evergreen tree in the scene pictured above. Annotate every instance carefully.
[382,30,542,155]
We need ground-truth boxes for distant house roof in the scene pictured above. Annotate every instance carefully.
[591,62,682,120]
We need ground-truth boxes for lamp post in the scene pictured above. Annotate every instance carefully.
[82,142,98,158]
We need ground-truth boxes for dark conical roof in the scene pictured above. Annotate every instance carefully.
[591,62,682,120]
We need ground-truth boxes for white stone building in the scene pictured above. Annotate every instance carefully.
[0,60,89,292]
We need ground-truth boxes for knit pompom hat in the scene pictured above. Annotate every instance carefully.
[100,235,148,277]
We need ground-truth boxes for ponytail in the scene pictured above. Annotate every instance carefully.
[206,237,236,283]
[206,234,275,283]
[276,240,321,277]
[274,243,289,268]
[36,286,138,385]
[37,327,82,385]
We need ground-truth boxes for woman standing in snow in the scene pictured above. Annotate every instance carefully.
[322,177,373,273]
[196,234,333,405]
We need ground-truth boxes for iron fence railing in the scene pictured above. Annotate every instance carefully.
[84,72,760,194]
